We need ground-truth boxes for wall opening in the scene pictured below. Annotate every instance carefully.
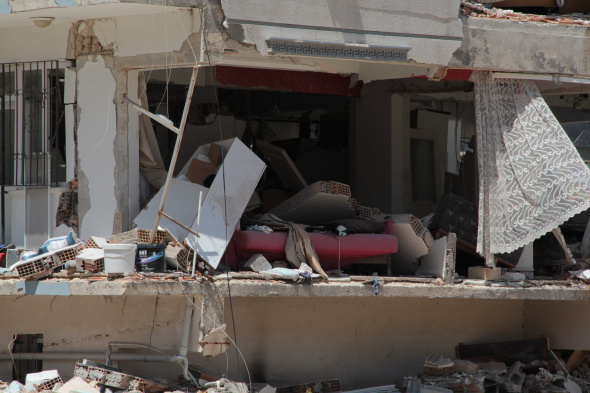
[11,333,43,383]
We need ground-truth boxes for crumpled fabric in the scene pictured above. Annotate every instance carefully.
[473,71,590,265]
[258,214,329,279]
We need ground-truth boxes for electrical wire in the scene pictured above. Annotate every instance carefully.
[194,0,243,382]
[8,334,18,382]
[143,2,252,388]
[179,282,252,393]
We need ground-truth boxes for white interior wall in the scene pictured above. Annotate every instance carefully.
[3,187,68,249]
[0,23,69,63]
[94,10,198,58]
[76,56,117,240]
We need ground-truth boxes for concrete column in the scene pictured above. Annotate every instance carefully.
[126,71,140,229]
[354,81,410,214]
[76,55,118,239]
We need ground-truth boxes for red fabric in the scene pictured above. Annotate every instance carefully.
[215,66,363,97]
[413,69,473,81]
[233,231,398,271]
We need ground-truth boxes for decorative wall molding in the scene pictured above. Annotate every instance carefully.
[267,39,410,62]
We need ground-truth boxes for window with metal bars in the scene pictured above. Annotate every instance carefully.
[0,61,69,187]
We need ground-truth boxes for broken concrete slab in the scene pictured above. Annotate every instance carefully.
[25,370,62,392]
[56,377,99,393]
[257,140,307,193]
[454,359,478,374]
[134,178,208,243]
[186,138,266,270]
[417,237,447,279]
[200,324,230,357]
[269,181,355,226]
[388,214,434,276]
[244,254,272,272]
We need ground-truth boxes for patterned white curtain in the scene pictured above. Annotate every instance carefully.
[473,71,590,265]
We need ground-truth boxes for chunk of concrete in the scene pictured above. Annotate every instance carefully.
[417,237,447,278]
[257,140,307,193]
[454,359,478,374]
[244,254,272,272]
[56,377,99,393]
[504,272,527,281]
[200,324,230,357]
[25,370,62,392]
[269,181,356,225]
[388,214,434,275]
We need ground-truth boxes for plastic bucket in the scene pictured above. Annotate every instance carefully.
[136,243,166,273]
[103,244,137,273]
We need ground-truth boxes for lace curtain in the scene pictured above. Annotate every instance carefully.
[473,71,590,265]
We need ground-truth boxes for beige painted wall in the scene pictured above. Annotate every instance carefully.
[218,297,525,389]
[0,296,525,389]
[524,300,590,350]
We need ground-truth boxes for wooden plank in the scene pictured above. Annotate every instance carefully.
[565,350,590,372]
[456,337,550,361]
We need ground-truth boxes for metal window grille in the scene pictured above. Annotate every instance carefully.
[0,61,69,187]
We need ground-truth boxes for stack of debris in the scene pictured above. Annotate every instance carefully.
[404,338,590,393]
[461,0,590,25]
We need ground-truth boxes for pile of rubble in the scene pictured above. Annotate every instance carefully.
[1,136,589,288]
[461,0,590,25]
[4,337,590,393]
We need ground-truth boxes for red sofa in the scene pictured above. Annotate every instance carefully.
[226,221,398,271]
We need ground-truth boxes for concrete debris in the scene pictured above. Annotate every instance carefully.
[343,385,399,393]
[424,355,455,374]
[74,360,168,393]
[244,254,272,272]
[200,324,230,357]
[275,379,342,393]
[55,376,99,393]
[468,267,502,281]
[461,0,590,25]
[454,360,478,374]
[257,140,308,193]
[269,181,356,226]
[25,370,62,393]
[504,272,527,281]
[388,214,434,275]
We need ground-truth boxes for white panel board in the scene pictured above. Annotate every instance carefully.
[187,138,266,269]
[134,178,208,242]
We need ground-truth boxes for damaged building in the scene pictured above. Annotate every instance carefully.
[2,0,590,393]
